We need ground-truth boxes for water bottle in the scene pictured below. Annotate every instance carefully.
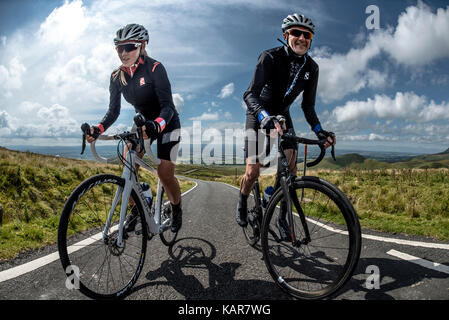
[141,182,153,208]
[262,186,275,208]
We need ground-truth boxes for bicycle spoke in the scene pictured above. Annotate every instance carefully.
[59,175,147,299]
[262,180,360,299]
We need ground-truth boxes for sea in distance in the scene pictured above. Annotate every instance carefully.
[3,144,422,164]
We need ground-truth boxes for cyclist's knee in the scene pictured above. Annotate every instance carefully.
[244,166,260,182]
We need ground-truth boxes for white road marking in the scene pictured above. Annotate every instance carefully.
[387,249,449,275]
[222,182,449,250]
[0,182,198,283]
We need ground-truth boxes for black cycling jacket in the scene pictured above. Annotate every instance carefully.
[243,46,320,131]
[100,55,179,131]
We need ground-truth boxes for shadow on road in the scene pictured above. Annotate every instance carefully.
[127,237,291,300]
[330,257,449,300]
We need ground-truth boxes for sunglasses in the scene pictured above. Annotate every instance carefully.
[116,42,141,54]
[288,29,313,40]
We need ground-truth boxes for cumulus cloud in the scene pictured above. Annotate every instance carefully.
[314,2,449,103]
[381,1,449,66]
[0,57,26,97]
[189,112,219,121]
[331,91,449,123]
[218,83,235,99]
[172,93,184,112]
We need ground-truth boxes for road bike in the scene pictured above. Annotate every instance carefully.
[241,117,362,299]
[58,114,177,299]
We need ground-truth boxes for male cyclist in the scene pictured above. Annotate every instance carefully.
[237,13,335,240]
[85,24,183,233]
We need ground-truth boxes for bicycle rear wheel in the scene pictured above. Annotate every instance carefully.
[58,174,148,300]
[261,178,361,299]
[159,187,178,246]
[242,186,263,247]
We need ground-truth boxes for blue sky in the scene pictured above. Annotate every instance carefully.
[0,0,448,153]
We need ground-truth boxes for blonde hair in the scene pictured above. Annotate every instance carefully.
[112,47,149,86]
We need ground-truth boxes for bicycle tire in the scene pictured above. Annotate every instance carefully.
[242,186,263,247]
[159,187,178,246]
[58,174,148,300]
[261,178,361,299]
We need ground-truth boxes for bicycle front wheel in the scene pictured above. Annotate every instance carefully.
[261,178,361,299]
[58,174,148,300]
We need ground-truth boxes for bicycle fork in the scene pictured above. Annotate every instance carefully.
[280,176,311,246]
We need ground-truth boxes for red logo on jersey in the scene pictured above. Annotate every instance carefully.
[140,77,145,86]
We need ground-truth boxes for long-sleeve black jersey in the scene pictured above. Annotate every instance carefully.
[100,55,179,132]
[243,46,320,131]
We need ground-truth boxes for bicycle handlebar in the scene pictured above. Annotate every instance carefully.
[281,132,336,168]
[80,120,161,165]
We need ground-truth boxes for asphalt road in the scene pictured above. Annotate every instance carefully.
[0,178,448,300]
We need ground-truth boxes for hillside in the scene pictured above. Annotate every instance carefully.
[0,147,194,261]
[304,148,449,170]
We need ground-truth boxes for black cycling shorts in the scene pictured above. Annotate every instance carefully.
[133,116,181,162]
[244,112,298,163]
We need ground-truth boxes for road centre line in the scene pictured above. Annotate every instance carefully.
[387,249,449,275]
[222,182,449,250]
[0,182,198,283]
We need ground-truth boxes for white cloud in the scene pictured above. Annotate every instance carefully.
[37,0,90,45]
[218,83,234,99]
[224,111,232,120]
[381,1,449,66]
[189,112,219,121]
[0,57,26,97]
[1,36,6,46]
[314,2,449,103]
[172,93,184,112]
[331,92,449,123]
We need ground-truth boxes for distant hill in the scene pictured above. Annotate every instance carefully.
[437,147,449,155]
[311,153,389,170]
[308,148,449,170]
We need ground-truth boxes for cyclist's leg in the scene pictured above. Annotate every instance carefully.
[157,120,182,232]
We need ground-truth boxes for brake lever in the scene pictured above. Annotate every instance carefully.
[331,145,336,161]
[133,113,146,154]
[80,123,90,155]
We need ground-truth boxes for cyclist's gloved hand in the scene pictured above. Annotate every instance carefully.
[89,126,102,139]
[85,124,104,143]
[260,116,277,130]
[316,129,336,146]
[144,120,160,139]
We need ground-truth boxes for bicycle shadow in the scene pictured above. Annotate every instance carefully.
[127,237,291,300]
[241,240,449,300]
[330,256,449,300]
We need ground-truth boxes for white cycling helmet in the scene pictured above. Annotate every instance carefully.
[282,13,315,34]
[114,23,149,45]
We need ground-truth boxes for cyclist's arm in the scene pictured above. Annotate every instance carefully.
[243,51,274,118]
[301,65,321,134]
[99,74,122,133]
[152,62,176,132]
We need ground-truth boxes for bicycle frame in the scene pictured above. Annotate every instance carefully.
[256,133,313,246]
[90,136,169,248]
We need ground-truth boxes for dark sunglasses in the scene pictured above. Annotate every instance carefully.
[288,29,313,40]
[116,42,141,54]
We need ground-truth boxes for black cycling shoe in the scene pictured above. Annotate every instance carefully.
[236,193,248,227]
[125,207,139,232]
[277,201,290,241]
[123,207,139,239]
[171,202,182,233]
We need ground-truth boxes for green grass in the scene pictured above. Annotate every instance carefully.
[0,147,195,261]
